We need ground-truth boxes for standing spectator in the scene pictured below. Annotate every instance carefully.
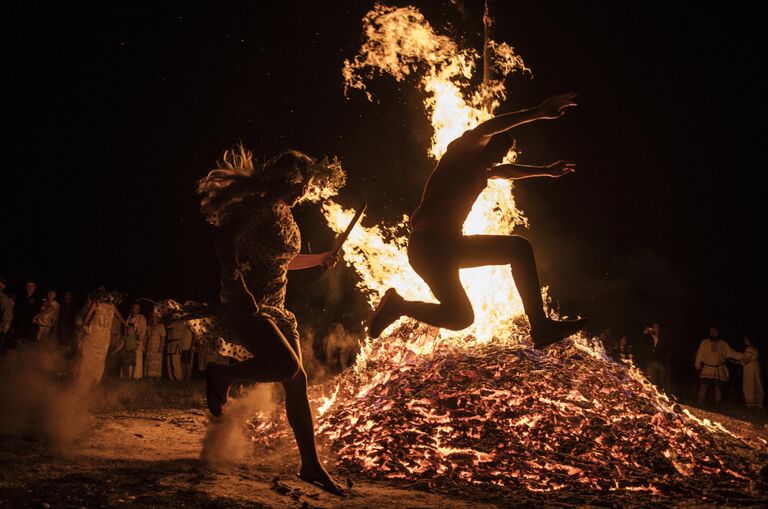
[640,323,669,390]
[695,326,743,406]
[57,292,78,355]
[166,321,193,381]
[126,303,147,379]
[180,325,195,381]
[105,306,125,379]
[12,280,41,343]
[76,289,122,389]
[73,296,91,356]
[144,312,166,378]
[33,288,60,342]
[617,335,633,364]
[0,277,13,346]
[599,329,618,359]
[741,333,764,411]
[119,321,139,379]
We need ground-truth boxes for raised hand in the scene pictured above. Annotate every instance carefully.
[537,92,577,120]
[546,160,576,177]
[320,251,340,269]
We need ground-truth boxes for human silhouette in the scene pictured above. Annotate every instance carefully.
[369,93,586,348]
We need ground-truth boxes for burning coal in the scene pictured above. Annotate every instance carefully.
[249,326,765,503]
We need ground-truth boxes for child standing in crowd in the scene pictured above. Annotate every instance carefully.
[119,322,139,379]
[144,312,166,378]
[126,303,147,379]
[166,321,193,381]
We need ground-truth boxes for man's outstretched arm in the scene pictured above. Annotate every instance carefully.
[488,160,575,180]
[471,92,578,138]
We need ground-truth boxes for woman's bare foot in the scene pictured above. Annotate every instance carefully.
[297,463,345,496]
[206,363,230,417]
[368,288,404,338]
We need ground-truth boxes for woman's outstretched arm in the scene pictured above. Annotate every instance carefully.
[489,160,575,180]
[288,252,339,270]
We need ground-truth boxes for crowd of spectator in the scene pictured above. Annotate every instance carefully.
[601,323,764,414]
[0,277,225,385]
[1,276,763,415]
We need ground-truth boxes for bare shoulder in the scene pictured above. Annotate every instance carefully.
[445,129,487,155]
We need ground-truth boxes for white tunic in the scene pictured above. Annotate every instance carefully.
[695,338,742,382]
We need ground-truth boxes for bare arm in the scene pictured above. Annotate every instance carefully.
[471,92,578,139]
[489,160,576,180]
[288,252,339,270]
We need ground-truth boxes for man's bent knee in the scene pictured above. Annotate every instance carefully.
[443,305,474,330]
[507,236,533,256]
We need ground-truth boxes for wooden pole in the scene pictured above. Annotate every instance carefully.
[482,0,495,86]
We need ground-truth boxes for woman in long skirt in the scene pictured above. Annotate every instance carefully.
[161,146,345,494]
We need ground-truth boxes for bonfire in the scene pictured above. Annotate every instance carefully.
[248,4,767,505]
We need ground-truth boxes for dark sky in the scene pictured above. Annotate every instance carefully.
[3,1,765,348]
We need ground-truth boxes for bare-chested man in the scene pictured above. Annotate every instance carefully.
[369,92,586,348]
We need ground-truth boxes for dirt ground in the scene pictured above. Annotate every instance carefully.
[0,379,505,509]
[1,379,766,509]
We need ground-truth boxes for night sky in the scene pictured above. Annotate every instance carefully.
[3,1,765,354]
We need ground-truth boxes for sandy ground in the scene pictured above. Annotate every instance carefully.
[1,379,767,509]
[0,380,502,509]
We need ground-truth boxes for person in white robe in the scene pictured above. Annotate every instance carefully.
[741,334,763,410]
[695,327,742,405]
[126,303,147,380]
[76,289,122,389]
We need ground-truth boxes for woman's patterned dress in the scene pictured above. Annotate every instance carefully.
[159,201,300,361]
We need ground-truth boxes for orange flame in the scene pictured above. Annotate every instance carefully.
[328,3,533,343]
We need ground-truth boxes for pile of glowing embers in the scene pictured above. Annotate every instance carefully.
[249,322,767,503]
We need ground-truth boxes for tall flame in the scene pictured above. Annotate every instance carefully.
[327,3,533,342]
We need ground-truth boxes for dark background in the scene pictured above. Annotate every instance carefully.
[2,1,765,368]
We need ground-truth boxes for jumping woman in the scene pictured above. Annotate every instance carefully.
[169,146,345,494]
[369,92,586,348]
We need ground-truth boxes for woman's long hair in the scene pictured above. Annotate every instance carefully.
[197,144,345,226]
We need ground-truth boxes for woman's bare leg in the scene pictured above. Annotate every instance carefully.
[210,314,342,493]
[215,316,301,383]
[281,330,343,492]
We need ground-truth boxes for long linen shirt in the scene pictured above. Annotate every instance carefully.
[695,338,742,382]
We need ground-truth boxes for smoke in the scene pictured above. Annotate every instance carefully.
[200,384,278,465]
[299,323,361,383]
[323,323,360,372]
[0,342,92,453]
